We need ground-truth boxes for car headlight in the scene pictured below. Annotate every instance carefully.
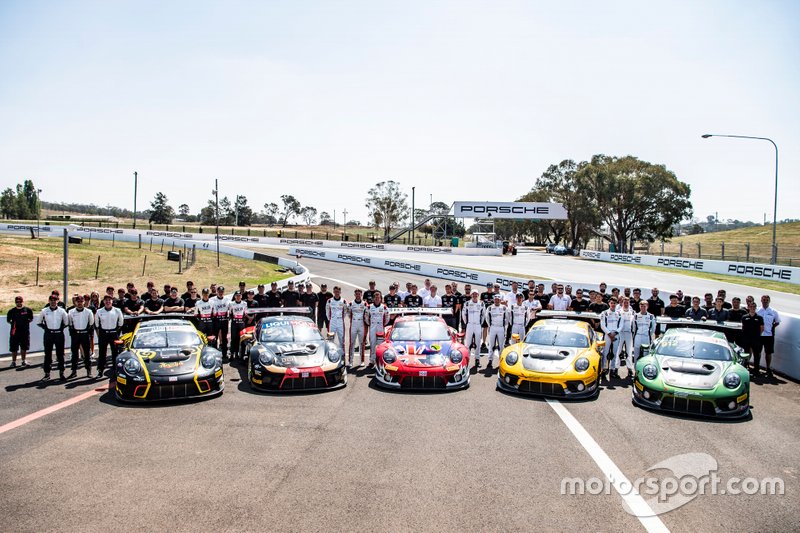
[123,358,141,375]
[574,357,590,372]
[383,349,397,364]
[505,351,519,366]
[259,350,274,366]
[328,349,341,363]
[449,348,463,364]
[642,364,658,380]
[723,372,741,389]
[201,353,216,369]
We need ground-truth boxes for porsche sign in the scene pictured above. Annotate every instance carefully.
[453,201,568,219]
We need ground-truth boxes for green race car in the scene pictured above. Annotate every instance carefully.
[633,320,750,419]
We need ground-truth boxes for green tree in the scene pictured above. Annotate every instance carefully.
[199,201,216,225]
[319,211,333,226]
[279,195,301,227]
[262,202,279,225]
[148,192,175,224]
[576,155,692,253]
[233,196,253,226]
[178,204,190,217]
[218,197,234,226]
[300,206,318,225]
[366,180,409,239]
[534,160,600,248]
[0,188,15,219]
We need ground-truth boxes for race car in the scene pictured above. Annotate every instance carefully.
[246,309,346,391]
[114,314,224,402]
[497,311,604,398]
[632,319,751,419]
[373,309,470,390]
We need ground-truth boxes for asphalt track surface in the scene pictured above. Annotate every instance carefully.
[1,255,798,532]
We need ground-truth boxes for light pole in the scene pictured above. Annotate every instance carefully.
[36,188,42,237]
[213,179,220,267]
[701,134,779,264]
[133,171,138,229]
[411,186,416,244]
[342,209,348,240]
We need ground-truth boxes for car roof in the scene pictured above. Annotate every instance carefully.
[395,315,446,324]
[138,319,193,329]
[532,319,590,331]
[663,328,727,341]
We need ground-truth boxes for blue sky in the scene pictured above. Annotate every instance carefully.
[1,0,798,224]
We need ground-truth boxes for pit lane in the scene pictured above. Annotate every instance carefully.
[0,257,797,532]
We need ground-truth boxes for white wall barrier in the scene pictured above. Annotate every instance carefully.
[291,247,800,381]
[0,223,500,256]
[580,250,800,285]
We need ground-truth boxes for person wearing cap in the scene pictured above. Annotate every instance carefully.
[281,281,300,307]
[254,284,269,307]
[363,280,378,306]
[160,284,172,300]
[163,287,185,313]
[7,296,34,368]
[479,282,494,352]
[212,286,231,362]
[461,291,485,364]
[366,292,389,366]
[509,293,528,341]
[140,281,155,302]
[67,294,95,379]
[548,285,571,311]
[348,289,368,366]
[181,281,195,302]
[486,294,510,365]
[123,289,144,316]
[37,294,69,381]
[326,286,348,352]
[301,282,318,321]
[194,288,215,339]
[95,295,123,378]
[114,288,127,309]
[316,284,333,332]
[238,281,247,296]
[228,291,248,361]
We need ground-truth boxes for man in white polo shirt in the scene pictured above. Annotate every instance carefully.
[548,284,571,311]
[756,294,780,377]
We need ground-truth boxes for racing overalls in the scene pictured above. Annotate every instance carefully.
[195,299,215,340]
[229,299,248,359]
[348,300,367,363]
[326,297,347,351]
[509,303,528,340]
[523,298,542,330]
[617,306,636,364]
[39,306,68,378]
[600,308,622,372]
[366,303,389,364]
[95,305,123,374]
[68,307,94,375]
[632,312,656,368]
[460,300,484,354]
[486,304,509,356]
[211,296,231,357]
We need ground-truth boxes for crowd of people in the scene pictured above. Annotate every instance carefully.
[6,277,781,382]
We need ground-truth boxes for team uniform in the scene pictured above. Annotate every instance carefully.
[366,303,389,364]
[441,294,458,329]
[508,303,528,340]
[632,312,656,369]
[38,306,69,378]
[68,307,95,376]
[460,300,484,357]
[600,308,622,373]
[617,307,636,365]
[404,294,423,308]
[348,300,367,364]
[326,297,348,351]
[485,304,510,357]
[523,298,542,330]
[195,299,215,338]
[211,296,231,358]
[229,299,248,359]
[95,305,124,375]
[7,306,34,354]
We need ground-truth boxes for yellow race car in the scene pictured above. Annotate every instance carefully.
[497,311,604,398]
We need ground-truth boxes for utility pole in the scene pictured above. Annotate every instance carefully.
[214,179,220,267]
[133,171,138,229]
[342,209,348,239]
[36,188,42,238]
[333,210,336,230]
[63,228,68,302]
[411,186,416,244]
[235,195,240,226]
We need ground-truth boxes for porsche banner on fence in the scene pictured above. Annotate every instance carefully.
[579,250,800,285]
[453,201,568,220]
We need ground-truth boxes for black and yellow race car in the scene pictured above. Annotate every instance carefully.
[114,314,224,402]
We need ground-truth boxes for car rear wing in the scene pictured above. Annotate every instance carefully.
[385,307,452,316]
[244,307,312,317]
[656,317,742,330]
[122,312,198,333]
[536,310,602,321]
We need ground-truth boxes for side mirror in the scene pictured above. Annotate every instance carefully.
[736,347,751,364]
[327,332,336,340]
[511,333,520,342]
[639,344,650,358]
[207,335,216,342]
[457,332,465,340]
[596,340,606,349]
[113,339,124,345]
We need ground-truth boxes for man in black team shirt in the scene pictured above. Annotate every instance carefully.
[183,287,200,310]
[383,285,402,308]
[181,281,195,302]
[7,296,34,367]
[479,282,495,353]
[570,289,590,312]
[266,282,283,308]
[740,302,764,375]
[441,284,458,329]
[163,287,185,312]
[728,297,746,322]
[143,288,164,315]
[404,285,423,308]
[663,294,685,319]
[253,284,268,307]
[363,280,378,305]
[301,282,318,320]
[316,284,333,332]
[123,289,144,316]
[160,284,172,300]
[281,281,300,307]
[588,292,609,314]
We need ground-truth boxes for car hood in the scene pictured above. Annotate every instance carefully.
[262,341,329,368]
[391,340,454,367]
[519,345,581,373]
[132,347,202,376]
[655,356,729,390]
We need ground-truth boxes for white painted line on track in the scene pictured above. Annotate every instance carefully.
[310,274,367,291]
[0,383,110,436]
[546,399,670,533]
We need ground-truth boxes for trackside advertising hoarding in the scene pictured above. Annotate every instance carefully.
[453,201,568,220]
[579,250,800,285]
[0,223,500,256]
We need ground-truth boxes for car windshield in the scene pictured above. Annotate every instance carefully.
[260,320,323,343]
[524,325,589,348]
[390,321,450,341]
[132,325,202,349]
[655,337,732,361]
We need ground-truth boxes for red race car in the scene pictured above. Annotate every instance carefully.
[373,309,471,391]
